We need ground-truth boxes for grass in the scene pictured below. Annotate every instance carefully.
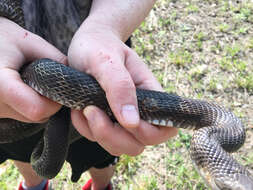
[1,0,253,189]
[168,49,193,67]
[0,162,21,190]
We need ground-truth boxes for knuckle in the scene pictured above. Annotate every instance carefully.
[105,76,135,97]
[116,77,135,90]
[26,32,42,44]
[96,50,112,62]
[88,50,114,71]
[25,105,47,122]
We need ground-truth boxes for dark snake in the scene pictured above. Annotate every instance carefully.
[0,0,253,189]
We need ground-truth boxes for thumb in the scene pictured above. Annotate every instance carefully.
[84,51,140,128]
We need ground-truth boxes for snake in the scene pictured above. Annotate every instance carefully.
[0,0,253,189]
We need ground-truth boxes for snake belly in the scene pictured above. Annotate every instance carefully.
[0,0,253,189]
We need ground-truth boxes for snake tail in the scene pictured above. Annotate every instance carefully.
[30,107,71,179]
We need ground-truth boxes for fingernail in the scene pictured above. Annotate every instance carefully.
[83,106,94,121]
[121,105,139,126]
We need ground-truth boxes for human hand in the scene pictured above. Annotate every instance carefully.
[68,26,178,156]
[0,18,66,122]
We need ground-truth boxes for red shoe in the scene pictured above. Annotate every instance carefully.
[18,180,50,190]
[82,179,112,190]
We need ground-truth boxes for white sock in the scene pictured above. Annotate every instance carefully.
[22,180,47,190]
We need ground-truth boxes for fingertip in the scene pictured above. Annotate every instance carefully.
[82,105,96,121]
[167,127,179,138]
[152,123,179,140]
[82,105,116,142]
[155,125,178,140]
[130,120,179,145]
[82,105,114,128]
[71,110,95,141]
[82,105,103,127]
[82,107,144,156]
[83,105,114,131]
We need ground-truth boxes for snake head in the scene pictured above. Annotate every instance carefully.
[213,173,253,190]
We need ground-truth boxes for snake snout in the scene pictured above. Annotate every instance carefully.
[235,174,253,190]
[214,173,253,190]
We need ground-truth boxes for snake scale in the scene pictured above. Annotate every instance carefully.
[0,0,253,189]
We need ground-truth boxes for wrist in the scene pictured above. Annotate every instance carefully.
[79,0,157,42]
[79,17,126,42]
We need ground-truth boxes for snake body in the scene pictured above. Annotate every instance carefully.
[0,1,253,189]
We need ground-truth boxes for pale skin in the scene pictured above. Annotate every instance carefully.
[0,1,177,190]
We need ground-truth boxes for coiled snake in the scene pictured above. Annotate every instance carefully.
[0,0,253,189]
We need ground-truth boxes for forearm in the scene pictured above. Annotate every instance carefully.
[80,0,156,41]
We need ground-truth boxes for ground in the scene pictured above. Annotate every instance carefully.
[0,0,253,189]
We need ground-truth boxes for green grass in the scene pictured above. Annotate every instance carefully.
[1,0,253,189]
[164,131,208,190]
[0,162,21,190]
[168,49,193,67]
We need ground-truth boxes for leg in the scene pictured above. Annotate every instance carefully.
[89,165,115,190]
[14,160,44,187]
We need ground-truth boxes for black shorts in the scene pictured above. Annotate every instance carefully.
[0,127,118,182]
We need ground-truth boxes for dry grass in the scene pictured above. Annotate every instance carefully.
[0,0,253,189]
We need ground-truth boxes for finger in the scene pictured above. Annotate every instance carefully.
[0,26,66,122]
[85,51,140,128]
[0,68,61,122]
[127,120,178,145]
[71,110,95,142]
[126,49,163,91]
[17,31,67,65]
[83,106,144,156]
[0,103,46,123]
[0,19,67,70]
